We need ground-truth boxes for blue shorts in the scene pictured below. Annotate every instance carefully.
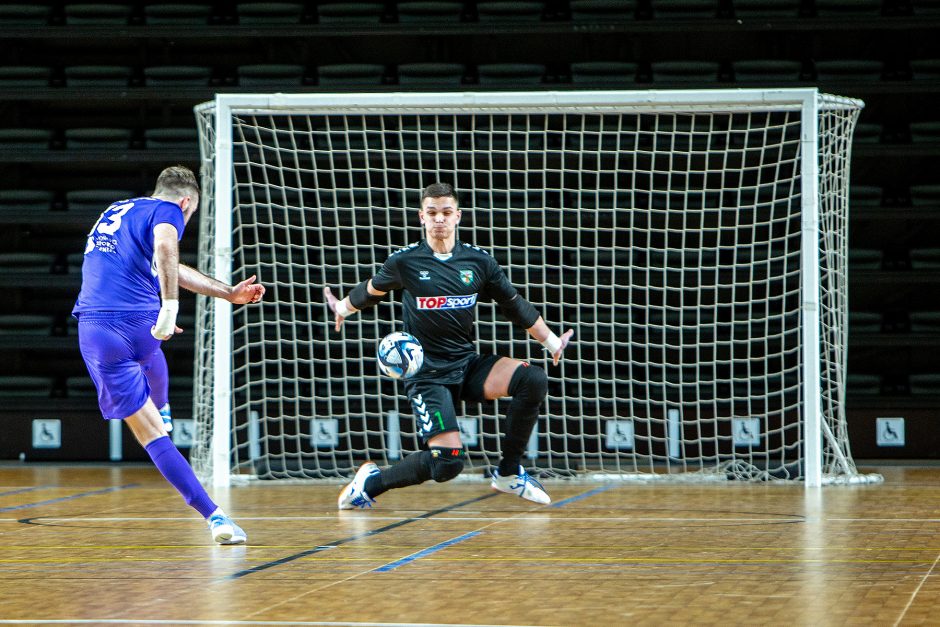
[77,311,162,420]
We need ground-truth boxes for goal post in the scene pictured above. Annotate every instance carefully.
[192,89,881,488]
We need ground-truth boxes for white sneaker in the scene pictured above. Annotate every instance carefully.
[491,465,551,504]
[207,512,247,545]
[338,462,380,510]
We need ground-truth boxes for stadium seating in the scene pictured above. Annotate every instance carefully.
[397,63,466,86]
[63,3,133,25]
[64,66,134,87]
[476,63,546,85]
[237,2,304,24]
[395,2,464,22]
[0,66,52,87]
[143,3,212,24]
[317,3,384,23]
[237,64,306,87]
[316,64,386,86]
[476,2,545,21]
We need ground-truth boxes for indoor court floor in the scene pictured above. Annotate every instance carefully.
[1,462,940,626]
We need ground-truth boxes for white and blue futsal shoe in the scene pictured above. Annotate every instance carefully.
[208,512,247,545]
[338,462,380,509]
[491,465,551,504]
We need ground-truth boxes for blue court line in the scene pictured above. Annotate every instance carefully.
[375,530,482,572]
[225,492,497,580]
[0,486,48,498]
[549,485,617,508]
[0,484,138,513]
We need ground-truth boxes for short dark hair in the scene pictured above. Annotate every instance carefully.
[154,165,200,198]
[421,182,458,206]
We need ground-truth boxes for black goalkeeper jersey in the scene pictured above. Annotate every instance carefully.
[371,239,525,383]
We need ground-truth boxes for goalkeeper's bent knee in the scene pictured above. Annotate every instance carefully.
[508,363,548,406]
[428,447,465,482]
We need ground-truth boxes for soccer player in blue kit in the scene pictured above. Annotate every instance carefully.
[325,182,573,509]
[73,166,265,544]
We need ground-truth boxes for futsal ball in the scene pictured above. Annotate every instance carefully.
[377,331,424,379]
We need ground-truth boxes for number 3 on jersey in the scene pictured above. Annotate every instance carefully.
[84,201,134,253]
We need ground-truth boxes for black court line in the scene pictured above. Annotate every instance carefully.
[225,492,498,581]
[7,484,139,515]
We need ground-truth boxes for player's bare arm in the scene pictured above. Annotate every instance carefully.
[324,281,387,332]
[179,264,266,304]
[151,223,182,340]
[526,317,574,366]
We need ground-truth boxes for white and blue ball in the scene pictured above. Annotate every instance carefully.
[377,331,424,379]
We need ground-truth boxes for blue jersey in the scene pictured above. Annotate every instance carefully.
[72,196,185,315]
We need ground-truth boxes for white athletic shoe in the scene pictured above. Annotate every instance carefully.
[491,465,551,505]
[338,462,380,510]
[207,512,247,545]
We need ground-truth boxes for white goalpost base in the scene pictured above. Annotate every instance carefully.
[192,89,882,488]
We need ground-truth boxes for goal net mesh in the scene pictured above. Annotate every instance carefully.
[192,91,876,484]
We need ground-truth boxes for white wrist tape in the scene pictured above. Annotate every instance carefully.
[152,299,179,339]
[541,332,563,355]
[335,298,357,318]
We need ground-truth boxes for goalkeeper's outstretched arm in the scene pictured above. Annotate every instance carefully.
[323,280,387,332]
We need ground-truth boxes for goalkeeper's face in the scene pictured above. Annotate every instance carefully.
[419,196,461,244]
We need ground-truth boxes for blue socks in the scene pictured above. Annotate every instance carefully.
[144,435,217,519]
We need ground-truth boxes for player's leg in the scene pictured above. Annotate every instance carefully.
[78,313,245,544]
[338,383,465,509]
[143,348,172,432]
[466,355,550,504]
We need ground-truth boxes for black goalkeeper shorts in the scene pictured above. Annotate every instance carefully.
[402,353,501,443]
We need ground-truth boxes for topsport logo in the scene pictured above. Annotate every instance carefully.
[415,294,478,310]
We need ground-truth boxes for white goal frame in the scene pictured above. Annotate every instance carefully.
[193,89,880,489]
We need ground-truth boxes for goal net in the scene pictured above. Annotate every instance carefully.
[192,90,881,487]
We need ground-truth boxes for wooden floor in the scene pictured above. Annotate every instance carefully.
[1,464,940,626]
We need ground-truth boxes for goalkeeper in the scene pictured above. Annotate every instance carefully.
[325,182,573,508]
[72,166,265,544]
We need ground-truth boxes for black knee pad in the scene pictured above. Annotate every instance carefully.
[508,364,548,404]
[428,447,465,482]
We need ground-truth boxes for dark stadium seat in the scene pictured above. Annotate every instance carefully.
[853,123,883,144]
[848,248,883,270]
[395,1,464,22]
[317,3,384,23]
[316,63,385,86]
[910,248,940,270]
[397,63,465,86]
[813,59,885,81]
[0,376,55,398]
[143,3,212,24]
[63,3,133,25]
[0,252,56,274]
[476,2,545,22]
[846,373,882,396]
[0,66,52,87]
[731,0,801,17]
[65,190,136,212]
[143,66,213,86]
[0,4,51,24]
[569,61,638,85]
[850,311,883,333]
[0,190,54,214]
[910,0,940,14]
[732,59,803,83]
[476,63,546,85]
[0,314,54,336]
[650,60,721,83]
[649,0,719,19]
[814,0,884,16]
[143,127,198,149]
[237,64,306,87]
[910,59,940,80]
[850,185,884,208]
[909,373,940,395]
[910,184,940,208]
[909,121,940,143]
[568,0,636,20]
[65,376,97,398]
[910,311,940,333]
[64,65,134,87]
[0,128,52,149]
[64,128,133,149]
[237,2,304,24]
